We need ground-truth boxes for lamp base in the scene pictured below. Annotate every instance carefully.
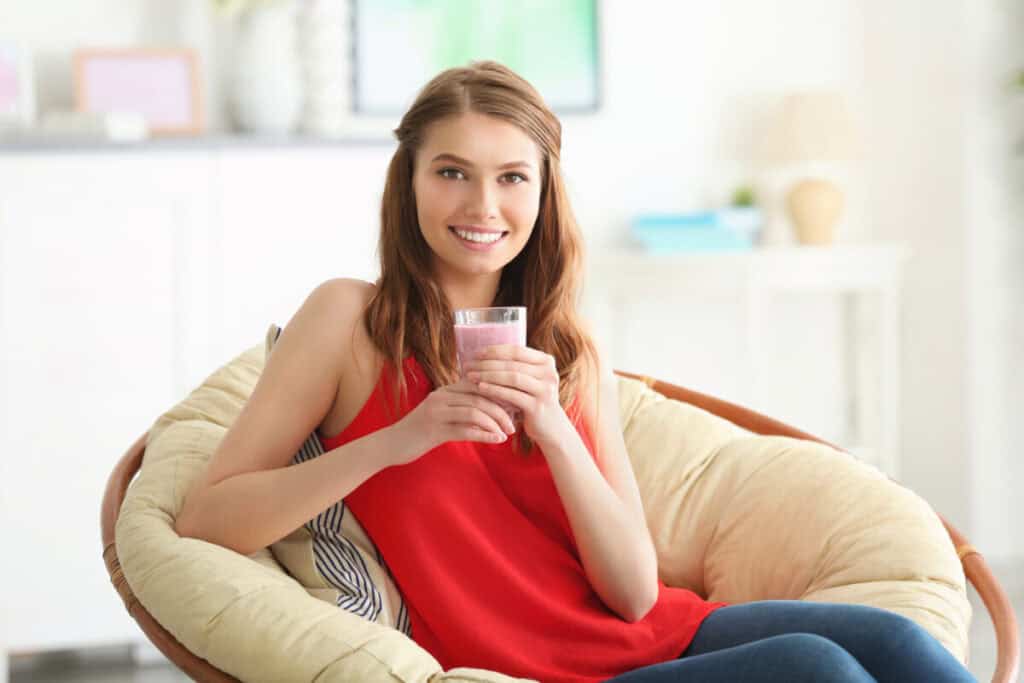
[786,178,844,245]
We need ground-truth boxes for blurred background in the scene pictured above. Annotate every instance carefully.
[1,0,1021,680]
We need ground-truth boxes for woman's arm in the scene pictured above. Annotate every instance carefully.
[460,332,661,622]
[175,278,402,556]
[175,426,403,556]
[538,365,660,623]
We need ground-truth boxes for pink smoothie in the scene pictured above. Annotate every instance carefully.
[454,320,527,419]
[454,321,527,373]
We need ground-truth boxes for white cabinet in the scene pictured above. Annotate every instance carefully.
[0,145,386,675]
[584,245,909,479]
[0,155,208,662]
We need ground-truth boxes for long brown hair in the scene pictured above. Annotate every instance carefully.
[363,60,599,455]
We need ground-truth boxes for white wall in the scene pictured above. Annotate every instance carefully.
[4,0,1020,570]
[861,0,1023,566]
[862,0,973,538]
[962,0,1024,564]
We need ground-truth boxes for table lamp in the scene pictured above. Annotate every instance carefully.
[764,91,859,245]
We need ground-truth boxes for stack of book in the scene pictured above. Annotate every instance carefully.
[631,209,762,252]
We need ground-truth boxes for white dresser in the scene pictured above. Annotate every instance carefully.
[585,245,909,479]
[0,138,389,677]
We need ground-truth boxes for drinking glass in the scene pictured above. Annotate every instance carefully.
[454,306,527,423]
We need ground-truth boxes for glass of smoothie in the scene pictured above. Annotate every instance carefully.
[453,306,527,423]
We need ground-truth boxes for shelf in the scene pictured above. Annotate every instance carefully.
[0,132,395,154]
[589,244,911,292]
[591,243,910,269]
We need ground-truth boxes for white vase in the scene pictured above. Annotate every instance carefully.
[298,0,348,136]
[719,206,763,243]
[230,0,303,134]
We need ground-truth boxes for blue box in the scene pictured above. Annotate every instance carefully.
[631,210,761,253]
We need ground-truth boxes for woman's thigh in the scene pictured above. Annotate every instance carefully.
[686,600,975,683]
[604,633,875,683]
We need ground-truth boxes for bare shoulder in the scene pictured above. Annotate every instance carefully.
[281,278,374,368]
[312,277,378,376]
[321,276,377,297]
[314,277,377,313]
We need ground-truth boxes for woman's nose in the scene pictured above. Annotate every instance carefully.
[463,179,498,219]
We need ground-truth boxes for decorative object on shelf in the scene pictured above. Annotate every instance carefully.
[731,185,756,206]
[631,211,759,253]
[763,91,859,245]
[226,0,303,134]
[298,0,348,136]
[73,48,204,136]
[0,41,37,136]
[718,184,763,245]
[38,110,148,142]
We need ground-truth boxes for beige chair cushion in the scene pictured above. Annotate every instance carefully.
[116,341,969,683]
[617,384,970,662]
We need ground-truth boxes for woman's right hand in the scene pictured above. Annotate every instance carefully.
[387,378,518,467]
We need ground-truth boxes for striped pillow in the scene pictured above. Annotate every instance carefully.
[265,323,411,636]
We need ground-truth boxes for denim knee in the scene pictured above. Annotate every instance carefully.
[776,633,873,682]
[871,609,947,657]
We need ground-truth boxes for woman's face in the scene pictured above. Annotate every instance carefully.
[412,111,543,280]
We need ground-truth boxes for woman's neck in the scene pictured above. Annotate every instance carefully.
[442,272,502,311]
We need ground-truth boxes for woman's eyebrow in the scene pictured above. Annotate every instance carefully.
[430,153,534,171]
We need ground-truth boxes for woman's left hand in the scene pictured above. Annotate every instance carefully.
[462,345,575,450]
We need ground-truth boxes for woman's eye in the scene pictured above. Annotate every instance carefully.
[437,168,527,184]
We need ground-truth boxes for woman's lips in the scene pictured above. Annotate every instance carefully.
[450,224,505,234]
[449,226,509,252]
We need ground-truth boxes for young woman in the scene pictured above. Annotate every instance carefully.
[175,61,976,683]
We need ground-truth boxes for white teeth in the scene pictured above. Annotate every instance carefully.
[453,228,503,244]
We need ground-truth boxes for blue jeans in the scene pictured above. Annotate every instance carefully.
[603,600,976,682]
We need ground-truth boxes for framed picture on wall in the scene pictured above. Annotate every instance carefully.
[352,0,600,115]
[326,0,600,139]
[73,48,204,136]
[0,42,37,131]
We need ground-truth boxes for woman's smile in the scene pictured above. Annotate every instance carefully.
[448,225,510,251]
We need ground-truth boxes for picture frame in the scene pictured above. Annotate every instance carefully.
[351,0,601,117]
[73,48,204,136]
[0,41,37,130]
[322,0,601,140]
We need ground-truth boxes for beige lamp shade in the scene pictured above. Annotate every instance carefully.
[762,91,860,244]
[763,91,860,163]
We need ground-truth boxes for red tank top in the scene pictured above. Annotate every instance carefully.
[320,355,726,683]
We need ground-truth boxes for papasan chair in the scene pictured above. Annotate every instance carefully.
[101,325,1020,682]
